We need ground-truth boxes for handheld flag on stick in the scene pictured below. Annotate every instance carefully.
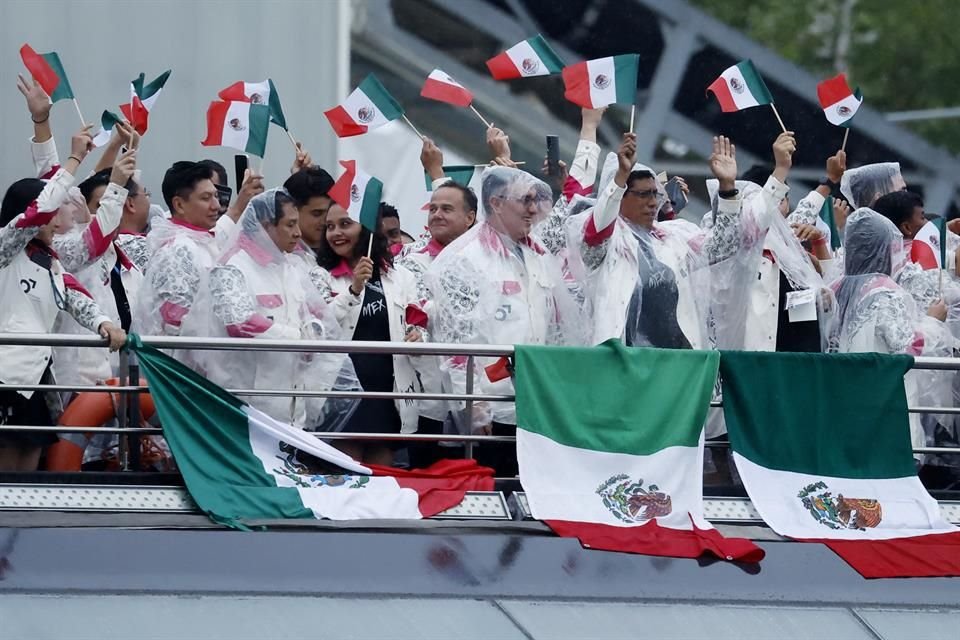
[121,70,171,135]
[910,216,947,271]
[486,34,564,80]
[562,54,639,109]
[707,60,783,131]
[201,101,270,158]
[819,195,843,251]
[330,159,383,235]
[420,69,491,128]
[324,74,404,138]
[20,43,84,124]
[91,110,124,148]
[218,78,287,130]
[817,73,863,151]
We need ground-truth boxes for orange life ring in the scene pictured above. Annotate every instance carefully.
[45,378,155,471]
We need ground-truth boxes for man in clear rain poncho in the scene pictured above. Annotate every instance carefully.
[181,188,360,431]
[425,166,588,476]
[827,207,954,461]
[564,132,744,350]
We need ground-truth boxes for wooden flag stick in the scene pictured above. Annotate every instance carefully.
[402,114,424,139]
[841,127,851,152]
[474,162,525,167]
[469,105,492,128]
[770,103,787,133]
[285,129,300,151]
[366,232,374,258]
[629,105,636,134]
[72,98,86,126]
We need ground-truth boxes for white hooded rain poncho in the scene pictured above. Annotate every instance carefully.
[828,207,954,459]
[840,162,905,209]
[425,166,588,429]
[181,189,360,430]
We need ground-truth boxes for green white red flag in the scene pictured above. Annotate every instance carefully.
[92,110,124,148]
[324,74,403,138]
[486,34,564,80]
[562,54,639,109]
[910,218,947,270]
[420,69,474,107]
[329,160,383,232]
[119,70,171,135]
[515,341,764,563]
[707,60,774,112]
[125,335,494,529]
[817,73,863,127]
[19,44,74,103]
[721,351,960,579]
[201,101,270,157]
[218,78,287,130]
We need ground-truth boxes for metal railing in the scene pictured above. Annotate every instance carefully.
[1,333,959,471]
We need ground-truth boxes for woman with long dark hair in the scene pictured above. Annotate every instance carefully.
[0,126,126,471]
[312,202,425,466]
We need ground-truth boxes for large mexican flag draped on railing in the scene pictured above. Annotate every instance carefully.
[126,335,493,528]
[515,340,764,563]
[720,350,960,578]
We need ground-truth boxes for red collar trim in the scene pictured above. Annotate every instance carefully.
[330,259,353,278]
[419,238,444,257]
[171,217,215,236]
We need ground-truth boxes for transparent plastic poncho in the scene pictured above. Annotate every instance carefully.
[424,166,589,429]
[840,162,904,209]
[179,189,361,430]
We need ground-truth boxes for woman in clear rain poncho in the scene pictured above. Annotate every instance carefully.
[425,165,588,476]
[840,162,905,210]
[828,207,954,458]
[181,188,359,430]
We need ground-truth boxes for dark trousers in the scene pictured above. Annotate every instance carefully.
[474,422,517,478]
[407,416,463,470]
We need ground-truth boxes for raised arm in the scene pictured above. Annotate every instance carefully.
[563,107,604,201]
[703,136,744,264]
[53,147,136,272]
[18,73,58,178]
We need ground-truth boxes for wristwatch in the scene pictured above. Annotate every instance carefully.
[819,176,839,190]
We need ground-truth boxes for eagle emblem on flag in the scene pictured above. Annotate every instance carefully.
[729,77,745,94]
[521,58,539,74]
[350,183,362,202]
[228,118,246,132]
[597,473,672,522]
[837,104,852,118]
[249,92,264,104]
[799,481,882,530]
[272,441,371,489]
[357,106,375,124]
[593,74,611,90]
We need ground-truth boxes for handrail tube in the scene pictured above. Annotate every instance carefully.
[0,333,514,357]
[1,333,959,370]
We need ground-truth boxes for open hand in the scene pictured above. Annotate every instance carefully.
[709,135,737,189]
[17,73,51,122]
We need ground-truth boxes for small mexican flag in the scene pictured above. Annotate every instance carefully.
[423,165,482,191]
[420,69,474,107]
[817,73,863,128]
[201,101,270,157]
[707,60,774,113]
[324,74,403,138]
[218,78,287,130]
[819,195,842,251]
[91,110,124,148]
[329,160,383,232]
[515,341,764,563]
[486,34,564,80]
[910,217,947,270]
[562,54,639,109]
[120,70,171,135]
[721,351,960,579]
[19,44,74,103]
[126,334,493,528]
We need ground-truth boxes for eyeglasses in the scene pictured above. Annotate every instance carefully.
[500,194,552,208]
[626,189,659,199]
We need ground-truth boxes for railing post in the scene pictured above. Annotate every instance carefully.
[116,350,130,471]
[128,352,142,472]
[464,355,475,460]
